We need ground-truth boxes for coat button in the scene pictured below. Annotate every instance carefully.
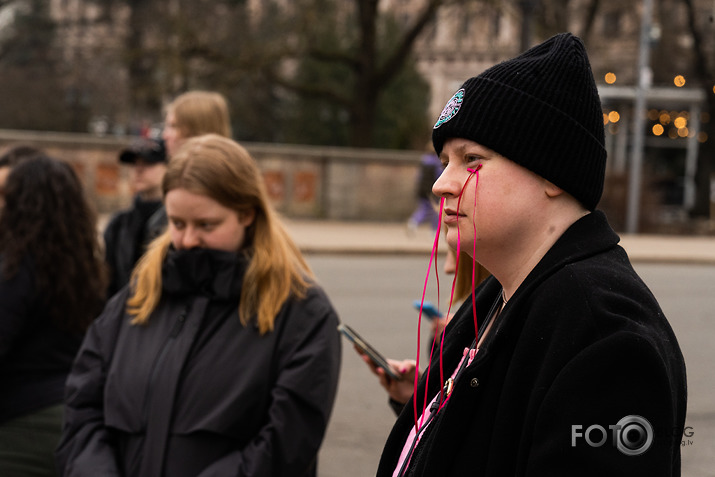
[470,378,480,387]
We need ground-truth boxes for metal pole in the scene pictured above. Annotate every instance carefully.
[614,111,629,174]
[683,103,701,210]
[625,0,654,234]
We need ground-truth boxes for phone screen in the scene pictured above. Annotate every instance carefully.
[338,323,401,381]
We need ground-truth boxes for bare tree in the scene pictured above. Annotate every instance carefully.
[124,0,164,121]
[0,0,76,131]
[517,0,602,50]
[271,0,449,147]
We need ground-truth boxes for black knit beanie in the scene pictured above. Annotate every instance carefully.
[432,33,606,211]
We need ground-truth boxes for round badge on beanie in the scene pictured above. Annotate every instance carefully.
[434,89,465,128]
[432,32,607,211]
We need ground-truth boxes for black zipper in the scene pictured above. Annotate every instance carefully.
[141,306,189,427]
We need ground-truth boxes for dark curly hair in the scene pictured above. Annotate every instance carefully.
[0,155,107,332]
[0,143,44,167]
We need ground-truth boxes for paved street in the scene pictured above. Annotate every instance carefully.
[305,254,715,476]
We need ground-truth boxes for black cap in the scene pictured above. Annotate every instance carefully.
[119,138,167,164]
[432,33,606,211]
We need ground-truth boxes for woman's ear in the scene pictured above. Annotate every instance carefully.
[239,208,257,227]
[544,180,565,199]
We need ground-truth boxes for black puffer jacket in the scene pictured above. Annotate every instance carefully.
[0,256,84,424]
[57,248,341,477]
[378,211,687,477]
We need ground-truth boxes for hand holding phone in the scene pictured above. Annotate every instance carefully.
[413,300,443,320]
[338,323,401,381]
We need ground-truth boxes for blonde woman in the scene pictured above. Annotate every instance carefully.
[162,91,232,158]
[144,90,233,240]
[57,135,342,477]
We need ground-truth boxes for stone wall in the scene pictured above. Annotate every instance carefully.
[0,130,423,222]
[2,129,713,233]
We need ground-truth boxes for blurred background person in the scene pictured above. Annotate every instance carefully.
[57,135,341,477]
[143,90,233,239]
[104,138,167,297]
[406,143,443,235]
[0,155,107,476]
[432,248,491,338]
[362,250,491,413]
[0,144,44,210]
[161,90,232,159]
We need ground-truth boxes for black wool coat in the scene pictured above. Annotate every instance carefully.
[377,211,687,477]
[57,249,342,477]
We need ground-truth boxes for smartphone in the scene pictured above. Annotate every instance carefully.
[413,300,443,320]
[337,323,401,381]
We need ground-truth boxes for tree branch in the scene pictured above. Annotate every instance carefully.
[682,0,714,85]
[268,71,354,107]
[305,46,360,69]
[375,0,443,87]
[578,0,601,43]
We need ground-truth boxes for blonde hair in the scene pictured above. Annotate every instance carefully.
[167,91,232,139]
[454,253,490,301]
[127,134,313,335]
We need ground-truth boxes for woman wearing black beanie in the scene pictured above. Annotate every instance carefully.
[376,33,687,477]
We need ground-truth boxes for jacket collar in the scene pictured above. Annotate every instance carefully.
[132,195,163,219]
[161,248,249,300]
[521,210,619,289]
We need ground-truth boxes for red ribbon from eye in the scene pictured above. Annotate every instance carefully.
[414,163,482,427]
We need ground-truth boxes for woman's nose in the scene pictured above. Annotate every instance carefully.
[181,227,201,249]
[432,165,462,198]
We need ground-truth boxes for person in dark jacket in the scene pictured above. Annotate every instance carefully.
[56,134,342,477]
[375,33,687,476]
[104,137,167,297]
[0,155,107,476]
[406,144,443,234]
